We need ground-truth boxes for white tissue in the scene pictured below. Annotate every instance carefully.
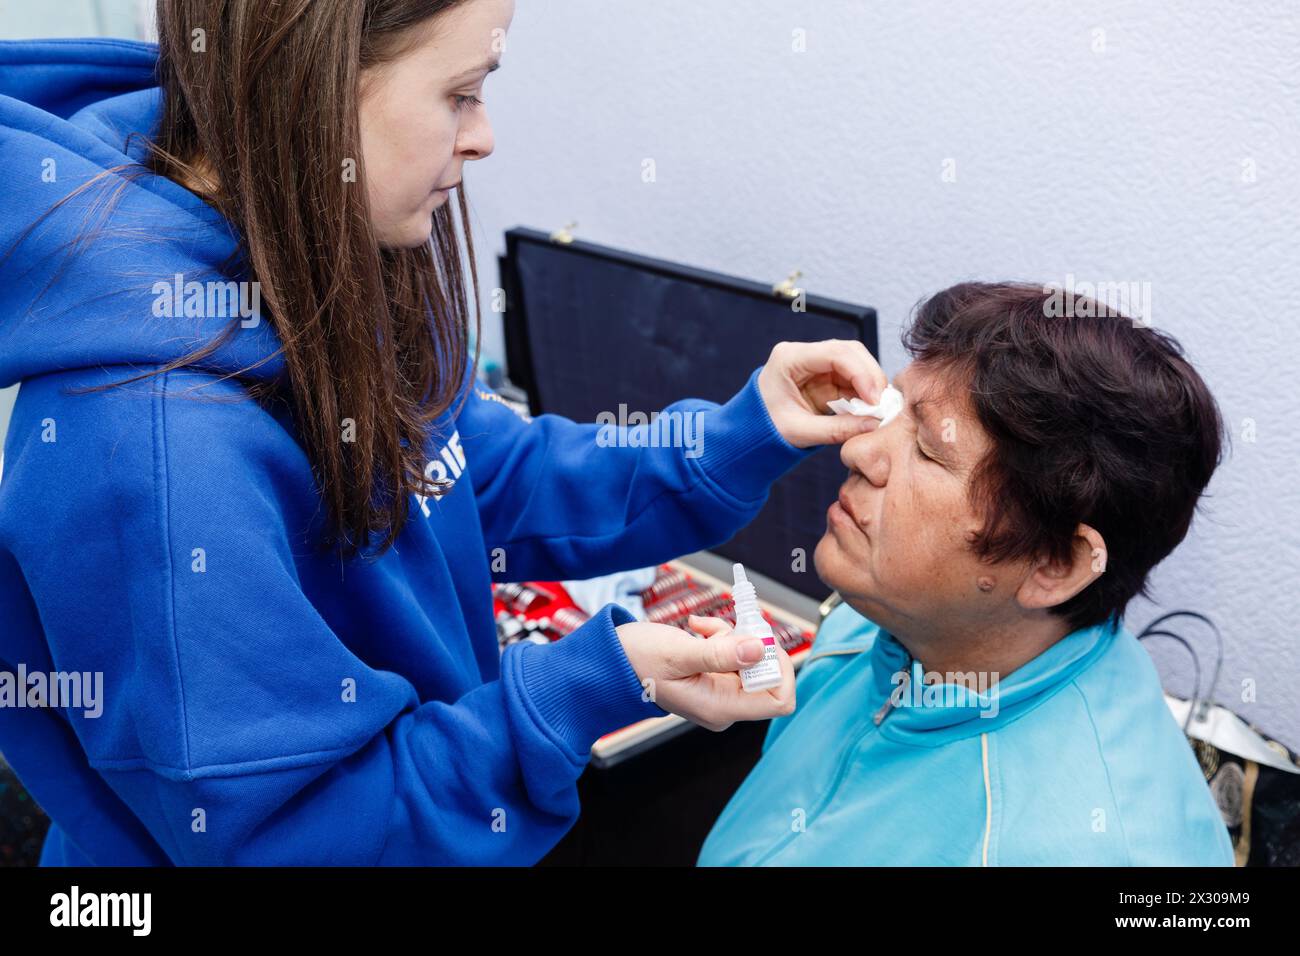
[828,384,903,426]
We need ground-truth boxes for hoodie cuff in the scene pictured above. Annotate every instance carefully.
[696,366,819,503]
[514,602,669,758]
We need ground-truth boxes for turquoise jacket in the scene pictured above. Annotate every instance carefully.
[698,603,1234,866]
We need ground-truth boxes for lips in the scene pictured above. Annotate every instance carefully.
[838,488,859,526]
[834,487,870,539]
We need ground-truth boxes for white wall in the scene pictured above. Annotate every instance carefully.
[0,0,150,40]
[466,0,1300,746]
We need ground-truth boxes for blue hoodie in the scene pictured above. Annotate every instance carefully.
[0,38,814,866]
[698,602,1235,865]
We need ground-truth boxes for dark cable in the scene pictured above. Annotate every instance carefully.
[1136,610,1224,723]
[1136,629,1204,734]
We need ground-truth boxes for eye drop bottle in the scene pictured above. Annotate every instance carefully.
[731,563,783,692]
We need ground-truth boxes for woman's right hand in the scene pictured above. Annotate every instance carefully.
[615,615,796,731]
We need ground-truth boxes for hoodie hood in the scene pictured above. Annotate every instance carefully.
[0,38,284,389]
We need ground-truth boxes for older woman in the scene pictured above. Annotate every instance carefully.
[698,282,1234,866]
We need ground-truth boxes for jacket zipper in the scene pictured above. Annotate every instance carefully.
[872,652,913,726]
[748,652,914,864]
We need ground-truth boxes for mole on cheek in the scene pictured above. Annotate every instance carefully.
[976,576,995,593]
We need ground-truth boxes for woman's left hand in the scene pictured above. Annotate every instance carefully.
[757,339,889,448]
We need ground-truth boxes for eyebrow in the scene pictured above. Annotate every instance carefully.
[907,393,936,432]
[447,59,501,85]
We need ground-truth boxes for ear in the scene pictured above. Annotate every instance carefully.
[1015,523,1107,612]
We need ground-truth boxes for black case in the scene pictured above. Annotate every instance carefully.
[498,227,879,599]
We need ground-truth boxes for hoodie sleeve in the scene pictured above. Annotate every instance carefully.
[457,362,816,582]
[3,369,665,866]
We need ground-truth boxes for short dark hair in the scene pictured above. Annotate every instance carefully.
[901,281,1225,632]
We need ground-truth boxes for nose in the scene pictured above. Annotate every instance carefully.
[840,426,893,488]
[457,105,495,161]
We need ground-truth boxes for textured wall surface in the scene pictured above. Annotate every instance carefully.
[467,0,1300,746]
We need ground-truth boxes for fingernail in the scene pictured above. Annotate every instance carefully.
[739,639,764,663]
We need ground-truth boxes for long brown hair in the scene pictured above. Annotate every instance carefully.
[65,0,482,561]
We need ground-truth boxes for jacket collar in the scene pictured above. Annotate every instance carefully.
[865,617,1122,746]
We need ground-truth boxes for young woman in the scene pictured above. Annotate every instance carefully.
[0,0,886,865]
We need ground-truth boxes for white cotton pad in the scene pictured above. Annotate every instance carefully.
[828,384,903,426]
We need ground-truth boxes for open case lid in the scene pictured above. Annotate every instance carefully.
[498,226,879,599]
